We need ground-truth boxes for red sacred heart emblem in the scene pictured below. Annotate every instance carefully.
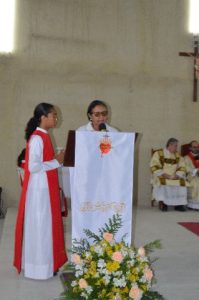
[99,136,112,155]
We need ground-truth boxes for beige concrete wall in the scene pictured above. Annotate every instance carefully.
[0,0,197,207]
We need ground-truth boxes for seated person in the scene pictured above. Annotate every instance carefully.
[184,140,199,210]
[150,138,188,211]
[17,148,26,186]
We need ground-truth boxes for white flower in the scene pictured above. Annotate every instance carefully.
[84,267,88,273]
[139,255,148,263]
[97,259,106,268]
[81,291,88,299]
[113,270,123,277]
[94,271,99,278]
[101,268,111,275]
[75,270,84,277]
[128,258,135,266]
[129,249,136,258]
[85,285,93,294]
[103,274,111,284]
[120,247,128,257]
[95,245,103,255]
[113,276,126,287]
[75,263,84,271]
[71,280,77,287]
[140,276,152,288]
[109,240,116,246]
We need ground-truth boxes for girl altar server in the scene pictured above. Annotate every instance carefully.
[14,103,67,280]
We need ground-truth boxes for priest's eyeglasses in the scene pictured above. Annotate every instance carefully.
[91,111,108,117]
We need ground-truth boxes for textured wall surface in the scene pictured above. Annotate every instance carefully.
[0,0,197,207]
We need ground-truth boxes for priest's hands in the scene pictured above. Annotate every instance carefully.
[162,173,179,180]
[170,174,180,180]
[162,173,171,179]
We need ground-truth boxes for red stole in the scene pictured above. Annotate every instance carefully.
[188,152,199,169]
[13,130,67,273]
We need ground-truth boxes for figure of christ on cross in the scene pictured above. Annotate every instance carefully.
[179,36,199,102]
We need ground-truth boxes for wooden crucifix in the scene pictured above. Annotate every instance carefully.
[179,36,199,102]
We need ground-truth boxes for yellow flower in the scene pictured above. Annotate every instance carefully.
[85,255,92,262]
[130,267,138,276]
[122,286,129,294]
[106,247,113,256]
[140,284,148,292]
[96,278,105,286]
[106,291,115,299]
[128,273,138,282]
[72,286,79,293]
[115,243,123,251]
[98,288,107,298]
[90,245,95,253]
[106,261,120,272]
[90,261,97,269]
[86,260,97,276]
[112,287,120,293]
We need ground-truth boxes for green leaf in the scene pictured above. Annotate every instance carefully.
[142,290,165,300]
[71,238,90,255]
[83,229,101,242]
[144,240,162,254]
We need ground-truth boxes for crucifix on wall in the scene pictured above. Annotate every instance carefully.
[179,36,199,102]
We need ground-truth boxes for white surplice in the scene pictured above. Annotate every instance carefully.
[150,148,188,206]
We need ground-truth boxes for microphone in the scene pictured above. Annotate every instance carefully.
[99,123,107,132]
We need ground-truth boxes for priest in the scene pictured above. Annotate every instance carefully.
[184,140,199,210]
[150,138,189,212]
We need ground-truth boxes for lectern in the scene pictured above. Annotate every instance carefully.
[64,130,136,245]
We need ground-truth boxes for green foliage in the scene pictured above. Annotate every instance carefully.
[83,213,123,243]
[83,228,101,242]
[71,238,90,255]
[71,214,123,254]
[98,213,123,236]
[142,290,165,300]
[144,240,162,254]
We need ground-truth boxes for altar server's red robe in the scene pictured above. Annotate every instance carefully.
[14,129,67,275]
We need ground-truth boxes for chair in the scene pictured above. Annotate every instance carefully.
[150,148,161,207]
[181,143,190,157]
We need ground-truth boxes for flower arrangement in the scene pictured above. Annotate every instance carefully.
[60,214,164,300]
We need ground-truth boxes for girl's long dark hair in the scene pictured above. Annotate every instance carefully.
[25,102,54,141]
